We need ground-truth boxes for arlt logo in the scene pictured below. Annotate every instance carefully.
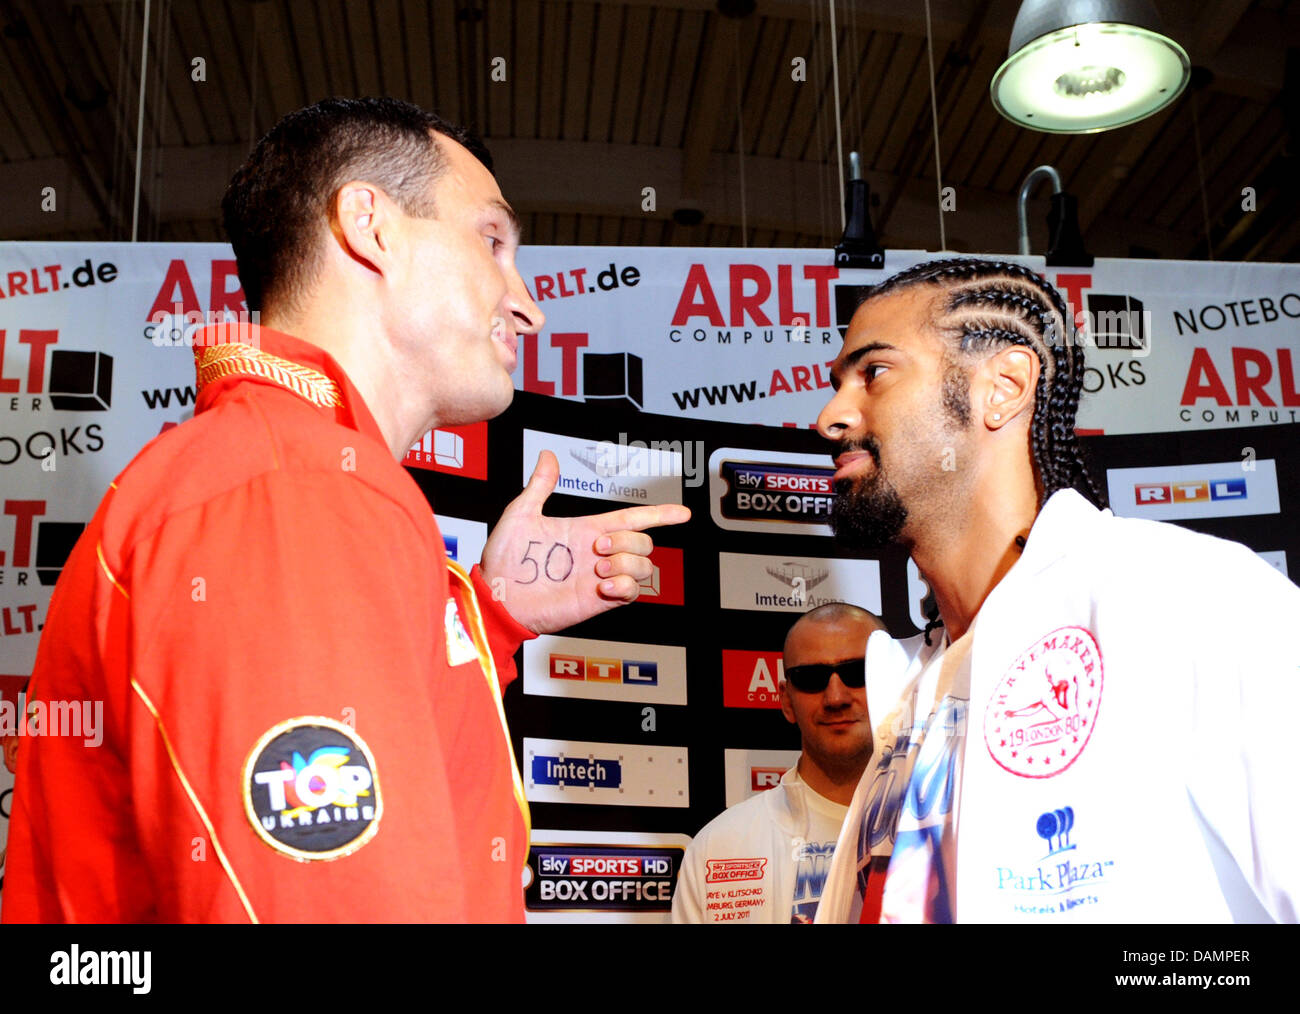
[243,717,382,861]
[404,421,488,480]
[1,329,112,410]
[722,649,784,709]
[1,500,85,587]
[636,545,684,606]
[549,653,658,686]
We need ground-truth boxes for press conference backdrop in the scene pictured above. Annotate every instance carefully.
[1,244,1296,921]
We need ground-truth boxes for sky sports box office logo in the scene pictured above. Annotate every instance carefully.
[717,552,881,614]
[524,738,689,807]
[523,635,687,706]
[1106,460,1280,521]
[709,447,837,536]
[522,829,692,922]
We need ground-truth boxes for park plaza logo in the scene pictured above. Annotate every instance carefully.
[994,806,1116,916]
[243,717,381,861]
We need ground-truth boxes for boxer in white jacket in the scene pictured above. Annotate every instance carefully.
[811,258,1299,924]
[673,605,885,923]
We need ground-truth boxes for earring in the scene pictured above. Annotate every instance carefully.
[992,413,1002,421]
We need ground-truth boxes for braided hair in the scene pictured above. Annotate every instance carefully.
[863,257,1106,509]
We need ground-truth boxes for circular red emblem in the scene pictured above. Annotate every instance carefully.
[984,626,1103,779]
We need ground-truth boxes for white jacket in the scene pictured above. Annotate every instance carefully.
[672,766,846,923]
[818,489,1300,923]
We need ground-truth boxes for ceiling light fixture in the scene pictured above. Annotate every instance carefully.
[991,0,1190,133]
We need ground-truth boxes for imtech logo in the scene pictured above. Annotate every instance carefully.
[524,635,687,705]
[523,738,689,808]
[1107,460,1279,521]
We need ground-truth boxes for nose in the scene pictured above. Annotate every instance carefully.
[816,385,862,443]
[505,266,545,335]
[822,672,853,707]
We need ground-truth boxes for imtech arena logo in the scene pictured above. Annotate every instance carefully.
[1,328,112,412]
[721,649,784,709]
[668,263,842,347]
[1,500,85,592]
[518,329,645,410]
[995,806,1115,917]
[524,844,681,911]
[404,422,488,480]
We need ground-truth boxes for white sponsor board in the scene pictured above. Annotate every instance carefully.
[1106,460,1280,520]
[523,737,689,808]
[524,828,692,925]
[723,748,802,809]
[1257,550,1289,578]
[708,446,837,536]
[433,514,487,568]
[523,635,687,706]
[512,247,1300,435]
[522,428,684,506]
[718,551,881,614]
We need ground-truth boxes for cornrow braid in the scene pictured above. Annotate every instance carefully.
[863,257,1106,508]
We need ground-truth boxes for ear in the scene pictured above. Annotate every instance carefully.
[331,181,393,278]
[779,681,798,725]
[976,345,1038,430]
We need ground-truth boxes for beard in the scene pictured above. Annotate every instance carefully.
[829,437,909,551]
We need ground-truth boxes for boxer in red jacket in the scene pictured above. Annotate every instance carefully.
[3,98,688,923]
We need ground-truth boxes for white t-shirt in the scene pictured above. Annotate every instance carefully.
[876,632,972,923]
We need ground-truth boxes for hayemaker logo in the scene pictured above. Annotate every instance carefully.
[984,627,1103,779]
[405,422,488,480]
[721,649,783,709]
[995,806,1115,916]
[243,717,381,861]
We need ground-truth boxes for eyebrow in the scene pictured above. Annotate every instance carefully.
[489,198,522,240]
[835,341,898,378]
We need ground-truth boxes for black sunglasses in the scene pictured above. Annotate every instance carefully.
[783,657,866,693]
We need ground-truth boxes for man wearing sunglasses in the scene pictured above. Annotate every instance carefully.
[672,603,886,923]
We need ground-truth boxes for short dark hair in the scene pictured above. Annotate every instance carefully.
[221,97,493,313]
[860,257,1105,508]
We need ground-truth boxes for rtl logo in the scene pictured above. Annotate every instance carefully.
[549,654,658,686]
[1135,478,1247,505]
[751,767,784,791]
